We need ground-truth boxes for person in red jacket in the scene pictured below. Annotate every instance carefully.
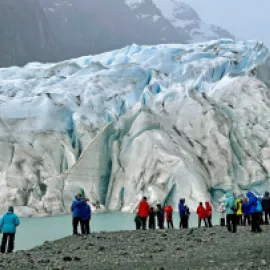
[164,204,174,229]
[138,197,150,230]
[196,202,208,228]
[205,201,213,227]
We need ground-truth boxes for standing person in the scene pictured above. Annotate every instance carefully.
[196,202,208,228]
[138,196,150,230]
[224,192,237,233]
[81,199,91,234]
[134,212,142,230]
[242,197,251,226]
[0,206,20,254]
[236,199,243,226]
[262,191,270,224]
[71,193,84,235]
[164,204,174,229]
[178,199,189,229]
[156,203,164,229]
[246,192,261,233]
[148,207,156,230]
[218,202,226,226]
[205,202,213,227]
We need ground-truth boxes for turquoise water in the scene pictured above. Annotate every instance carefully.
[14,212,219,251]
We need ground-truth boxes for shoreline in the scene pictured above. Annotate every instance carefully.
[1,226,270,269]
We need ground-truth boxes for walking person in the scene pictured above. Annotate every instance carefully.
[236,199,243,226]
[246,192,262,233]
[148,207,156,230]
[156,203,164,229]
[242,197,251,226]
[71,193,84,235]
[262,191,270,224]
[218,202,226,226]
[205,201,213,227]
[196,202,208,228]
[224,192,237,233]
[0,206,20,253]
[164,204,174,229]
[134,212,142,230]
[81,199,91,234]
[138,197,150,230]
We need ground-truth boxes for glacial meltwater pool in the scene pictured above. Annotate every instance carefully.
[15,212,220,251]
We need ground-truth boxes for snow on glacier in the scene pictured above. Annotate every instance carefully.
[0,39,270,216]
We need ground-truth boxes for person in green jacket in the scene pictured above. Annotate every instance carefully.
[224,192,237,233]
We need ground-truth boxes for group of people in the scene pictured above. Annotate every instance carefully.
[135,197,191,230]
[71,193,92,235]
[217,191,270,233]
[134,191,270,234]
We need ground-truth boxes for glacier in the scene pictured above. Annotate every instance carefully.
[0,39,270,216]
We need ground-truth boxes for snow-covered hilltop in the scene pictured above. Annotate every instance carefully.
[1,39,270,217]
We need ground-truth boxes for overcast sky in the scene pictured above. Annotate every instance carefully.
[181,0,270,45]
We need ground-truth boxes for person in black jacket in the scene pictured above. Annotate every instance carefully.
[156,204,164,229]
[148,207,156,230]
[262,191,270,224]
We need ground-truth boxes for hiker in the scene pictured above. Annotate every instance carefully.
[224,192,237,233]
[178,198,189,229]
[81,199,91,234]
[218,202,226,226]
[164,204,174,229]
[242,197,251,226]
[134,212,142,230]
[148,207,156,230]
[257,197,263,225]
[138,197,150,230]
[205,201,213,227]
[71,193,85,235]
[246,192,261,233]
[262,191,270,224]
[156,203,164,229]
[196,202,208,228]
[236,199,243,226]
[0,206,20,253]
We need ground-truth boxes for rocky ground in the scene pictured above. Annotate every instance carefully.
[0,226,270,270]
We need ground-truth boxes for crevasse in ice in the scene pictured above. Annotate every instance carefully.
[0,39,270,216]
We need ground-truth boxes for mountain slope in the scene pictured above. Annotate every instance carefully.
[0,40,269,216]
[0,0,63,67]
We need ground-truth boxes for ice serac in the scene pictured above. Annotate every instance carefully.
[1,40,270,216]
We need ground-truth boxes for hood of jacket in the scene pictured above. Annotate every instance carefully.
[246,191,255,199]
[264,191,270,197]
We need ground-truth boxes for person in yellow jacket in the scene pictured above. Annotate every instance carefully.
[236,199,243,226]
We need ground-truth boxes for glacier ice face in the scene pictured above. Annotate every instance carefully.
[0,39,270,216]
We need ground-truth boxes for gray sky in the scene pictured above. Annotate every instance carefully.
[183,0,270,45]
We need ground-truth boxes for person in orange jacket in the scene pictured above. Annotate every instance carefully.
[138,197,150,230]
[164,204,174,229]
[205,201,213,227]
[196,202,208,228]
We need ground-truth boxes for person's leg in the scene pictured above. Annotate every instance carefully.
[73,217,79,235]
[142,217,147,230]
[7,234,15,253]
[232,214,237,233]
[80,218,85,235]
[85,219,90,234]
[240,215,243,226]
[198,218,201,228]
[171,220,174,229]
[251,213,256,231]
[256,212,262,232]
[226,215,231,232]
[1,233,8,254]
[221,218,225,226]
[208,216,213,227]
[267,211,270,225]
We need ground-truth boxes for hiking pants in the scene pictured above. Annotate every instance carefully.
[251,212,262,232]
[198,218,208,228]
[207,215,213,227]
[140,217,147,230]
[1,233,15,253]
[226,214,237,233]
[220,218,226,226]
[72,217,83,234]
[264,210,270,224]
[149,218,156,230]
[237,215,243,226]
[81,219,90,234]
[243,214,251,226]
[167,220,174,229]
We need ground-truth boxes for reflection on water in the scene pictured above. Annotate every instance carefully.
[15,212,219,250]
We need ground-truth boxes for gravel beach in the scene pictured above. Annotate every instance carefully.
[0,226,270,270]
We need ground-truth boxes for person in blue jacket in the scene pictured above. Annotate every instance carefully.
[71,193,85,235]
[224,192,237,233]
[81,199,91,234]
[0,206,20,253]
[246,191,261,233]
[178,198,189,229]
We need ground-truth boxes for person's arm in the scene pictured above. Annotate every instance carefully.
[0,216,3,232]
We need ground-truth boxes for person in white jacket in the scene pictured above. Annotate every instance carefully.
[218,202,226,226]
